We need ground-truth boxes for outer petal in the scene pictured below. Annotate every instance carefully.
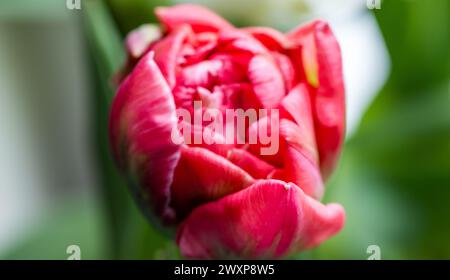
[155,4,233,33]
[171,146,254,218]
[177,179,345,259]
[273,85,322,198]
[272,119,324,199]
[109,52,180,224]
[288,20,346,179]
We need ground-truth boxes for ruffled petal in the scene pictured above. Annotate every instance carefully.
[226,148,275,179]
[272,52,296,92]
[215,83,260,111]
[178,58,246,89]
[179,122,234,157]
[179,32,218,66]
[247,54,286,108]
[151,25,191,88]
[109,52,181,223]
[246,84,322,198]
[155,4,233,33]
[171,146,254,218]
[280,84,317,162]
[177,179,345,259]
[288,20,345,178]
[243,27,288,51]
[217,30,270,56]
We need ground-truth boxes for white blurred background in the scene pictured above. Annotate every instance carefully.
[0,0,101,255]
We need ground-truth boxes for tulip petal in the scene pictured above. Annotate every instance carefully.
[179,59,222,88]
[276,120,324,199]
[109,52,180,223]
[248,54,286,108]
[171,146,254,218]
[273,52,296,92]
[155,4,233,33]
[280,84,317,161]
[226,148,275,179]
[177,179,345,259]
[247,114,285,167]
[243,27,288,51]
[218,30,269,56]
[180,33,218,66]
[151,25,191,88]
[215,83,260,111]
[179,58,246,89]
[179,122,234,157]
[288,20,345,178]
[114,25,162,84]
[126,24,161,59]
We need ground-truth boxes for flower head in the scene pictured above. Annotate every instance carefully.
[110,4,346,259]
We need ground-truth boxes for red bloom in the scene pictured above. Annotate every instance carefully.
[109,4,346,259]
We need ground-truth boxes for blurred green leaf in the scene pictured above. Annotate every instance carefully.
[372,0,450,92]
[84,0,125,90]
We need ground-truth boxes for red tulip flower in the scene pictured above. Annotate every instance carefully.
[109,4,346,259]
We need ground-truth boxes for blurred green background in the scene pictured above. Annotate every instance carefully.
[0,0,448,259]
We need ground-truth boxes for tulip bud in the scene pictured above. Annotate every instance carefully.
[109,4,346,259]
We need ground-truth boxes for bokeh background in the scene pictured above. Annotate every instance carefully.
[0,0,449,259]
